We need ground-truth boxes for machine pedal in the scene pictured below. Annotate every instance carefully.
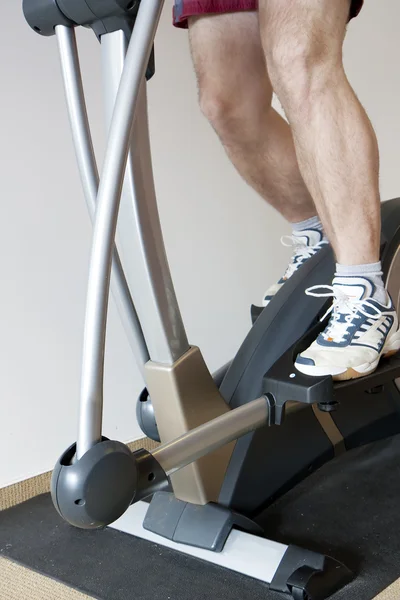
[264,329,400,425]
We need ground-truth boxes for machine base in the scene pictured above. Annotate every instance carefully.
[110,501,353,599]
[143,491,263,551]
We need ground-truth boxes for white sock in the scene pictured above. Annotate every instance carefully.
[335,262,387,305]
[292,215,324,234]
[291,216,326,246]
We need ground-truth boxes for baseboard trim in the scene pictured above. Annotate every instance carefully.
[0,438,159,511]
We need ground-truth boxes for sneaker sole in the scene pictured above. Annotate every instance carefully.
[295,331,400,382]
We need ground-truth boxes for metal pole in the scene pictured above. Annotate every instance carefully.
[152,397,269,476]
[55,26,98,210]
[78,0,165,458]
[101,31,190,365]
[55,25,150,378]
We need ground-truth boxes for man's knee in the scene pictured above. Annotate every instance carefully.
[198,77,272,139]
[198,82,232,130]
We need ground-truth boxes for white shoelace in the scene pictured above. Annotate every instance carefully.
[306,285,383,343]
[281,236,328,279]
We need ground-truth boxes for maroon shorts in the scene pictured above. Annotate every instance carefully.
[173,0,364,28]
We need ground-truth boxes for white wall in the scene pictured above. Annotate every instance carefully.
[0,1,399,488]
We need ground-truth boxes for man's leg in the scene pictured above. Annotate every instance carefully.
[259,0,380,265]
[258,0,400,379]
[188,12,316,223]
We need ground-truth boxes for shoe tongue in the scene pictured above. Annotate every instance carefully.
[293,229,323,247]
[332,276,374,301]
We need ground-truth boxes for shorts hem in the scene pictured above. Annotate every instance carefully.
[173,1,257,28]
[173,0,363,29]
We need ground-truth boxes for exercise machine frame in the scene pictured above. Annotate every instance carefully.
[23,1,400,598]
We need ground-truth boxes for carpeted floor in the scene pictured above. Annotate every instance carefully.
[376,579,400,599]
[1,551,400,600]
[0,557,95,599]
[1,555,399,600]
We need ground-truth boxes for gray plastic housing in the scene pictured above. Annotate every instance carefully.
[23,0,140,38]
[51,439,168,529]
[143,492,263,552]
[23,0,73,35]
[23,0,155,77]
[51,439,137,529]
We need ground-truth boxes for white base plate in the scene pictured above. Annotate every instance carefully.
[109,501,287,584]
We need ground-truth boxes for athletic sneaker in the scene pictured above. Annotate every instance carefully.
[262,229,328,306]
[295,276,400,381]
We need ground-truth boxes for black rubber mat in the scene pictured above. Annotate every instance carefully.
[2,434,400,600]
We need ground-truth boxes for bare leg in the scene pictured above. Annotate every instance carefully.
[260,0,380,263]
[188,12,315,223]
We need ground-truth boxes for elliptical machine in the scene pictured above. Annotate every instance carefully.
[23,1,400,598]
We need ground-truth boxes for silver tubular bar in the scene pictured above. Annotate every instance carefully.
[77,0,167,459]
[55,26,98,214]
[152,397,269,476]
[101,30,189,366]
[55,25,150,378]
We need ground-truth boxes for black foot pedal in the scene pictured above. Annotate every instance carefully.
[263,317,400,425]
[264,365,334,425]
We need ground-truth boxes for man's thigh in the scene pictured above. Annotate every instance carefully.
[188,12,269,102]
[260,0,354,63]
